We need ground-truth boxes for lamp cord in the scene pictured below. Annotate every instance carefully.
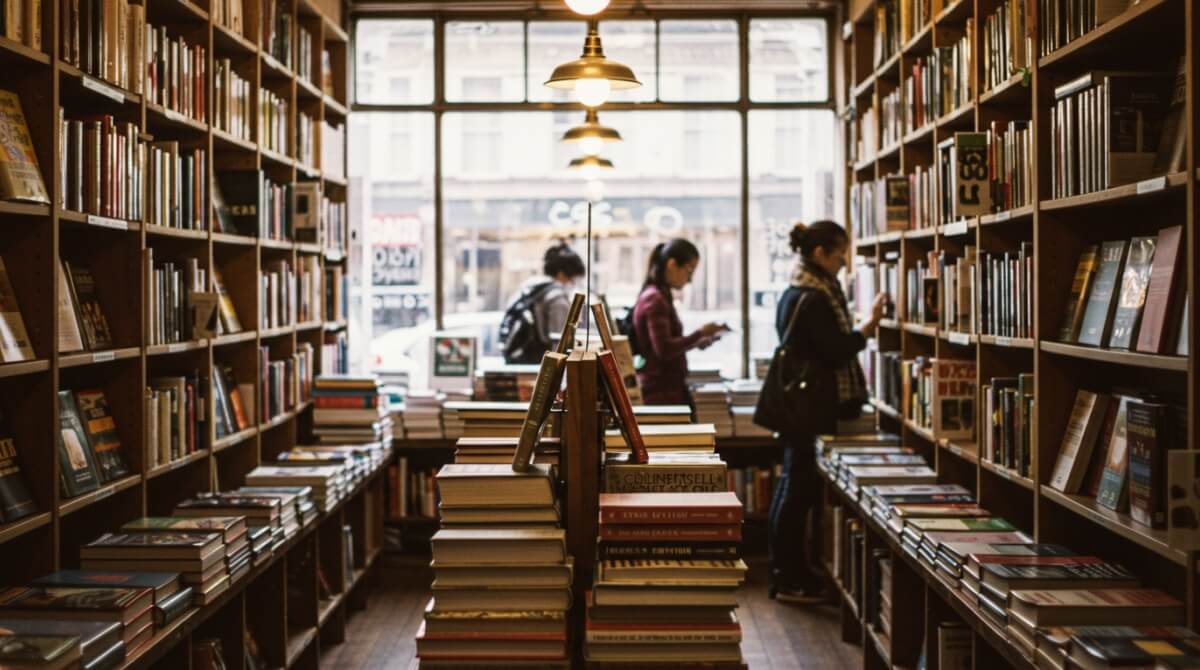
[585,200,592,352]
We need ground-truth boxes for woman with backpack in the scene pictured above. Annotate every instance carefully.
[500,242,586,364]
[632,239,729,406]
[767,221,886,603]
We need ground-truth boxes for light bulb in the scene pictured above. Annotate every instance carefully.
[564,0,610,14]
[579,164,601,180]
[585,179,605,203]
[576,78,611,107]
[579,136,605,156]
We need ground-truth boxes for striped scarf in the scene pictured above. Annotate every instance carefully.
[791,263,869,406]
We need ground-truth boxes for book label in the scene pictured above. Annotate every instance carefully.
[163,108,184,124]
[948,332,971,345]
[167,343,188,353]
[94,485,115,501]
[944,221,969,237]
[994,210,1011,222]
[82,76,125,103]
[85,215,128,231]
[91,351,115,363]
[994,336,1012,347]
[1136,176,1167,194]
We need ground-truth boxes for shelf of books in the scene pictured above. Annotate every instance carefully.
[0,0,370,667]
[840,0,1198,664]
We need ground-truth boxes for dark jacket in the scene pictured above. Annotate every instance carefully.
[775,275,868,434]
[634,285,704,405]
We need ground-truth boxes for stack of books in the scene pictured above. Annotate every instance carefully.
[452,436,561,466]
[79,531,228,607]
[475,363,540,401]
[417,464,569,667]
[445,401,528,439]
[120,516,249,586]
[605,423,718,455]
[0,616,126,669]
[312,375,394,445]
[693,383,733,438]
[245,465,346,513]
[0,584,156,658]
[727,380,769,437]
[402,390,446,439]
[686,366,724,387]
[587,491,747,667]
[236,486,317,530]
[440,390,473,438]
[174,494,287,554]
[632,405,693,425]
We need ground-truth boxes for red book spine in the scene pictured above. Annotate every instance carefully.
[598,525,742,542]
[598,351,648,464]
[599,508,742,525]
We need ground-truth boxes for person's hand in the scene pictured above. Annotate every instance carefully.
[697,336,715,350]
[871,293,889,322]
[699,322,728,338]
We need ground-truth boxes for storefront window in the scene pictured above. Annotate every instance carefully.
[354,20,434,104]
[659,20,739,102]
[749,18,829,103]
[445,21,525,102]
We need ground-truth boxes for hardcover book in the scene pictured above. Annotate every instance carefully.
[1108,236,1157,350]
[210,270,242,334]
[597,525,742,543]
[1058,245,1099,342]
[56,262,84,353]
[435,463,556,507]
[1077,240,1128,346]
[214,170,264,236]
[0,90,50,204]
[1097,396,1134,512]
[1049,391,1110,493]
[75,389,130,483]
[512,351,567,473]
[931,359,975,440]
[0,633,80,666]
[1127,400,1169,528]
[32,570,181,603]
[603,452,727,494]
[1008,589,1184,627]
[0,619,120,666]
[0,585,153,623]
[62,260,114,351]
[0,408,36,522]
[598,350,649,465]
[0,257,33,362]
[56,390,101,498]
[1136,225,1185,353]
[121,516,247,543]
[599,492,743,525]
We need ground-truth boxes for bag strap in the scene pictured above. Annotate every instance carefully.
[779,290,807,346]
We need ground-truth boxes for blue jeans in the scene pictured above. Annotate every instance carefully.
[768,435,821,588]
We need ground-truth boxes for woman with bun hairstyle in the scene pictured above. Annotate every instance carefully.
[632,239,729,405]
[768,220,886,603]
[500,242,586,364]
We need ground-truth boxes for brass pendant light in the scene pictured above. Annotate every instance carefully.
[545,19,642,107]
[561,109,622,156]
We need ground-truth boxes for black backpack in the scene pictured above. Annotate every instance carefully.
[616,305,642,357]
[500,282,556,364]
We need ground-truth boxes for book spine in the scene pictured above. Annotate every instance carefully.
[598,351,648,464]
[597,542,740,560]
[598,525,742,542]
[604,466,727,494]
[599,508,743,525]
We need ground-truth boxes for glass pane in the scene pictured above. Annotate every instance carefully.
[445,21,525,102]
[747,110,838,372]
[354,20,434,104]
[659,20,739,102]
[598,20,656,102]
[750,19,829,102]
[442,110,742,378]
[528,21,587,103]
[348,113,437,381]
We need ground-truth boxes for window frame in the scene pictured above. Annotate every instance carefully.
[351,10,840,377]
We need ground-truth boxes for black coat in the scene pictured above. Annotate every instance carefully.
[774,283,868,435]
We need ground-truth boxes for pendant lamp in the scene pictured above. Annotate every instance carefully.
[561,109,622,156]
[545,20,641,107]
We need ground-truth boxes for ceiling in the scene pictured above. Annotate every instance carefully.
[352,0,841,16]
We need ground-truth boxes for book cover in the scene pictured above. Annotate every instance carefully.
[0,585,149,612]
[598,350,648,465]
[0,634,80,664]
[0,90,50,204]
[1127,400,1168,528]
[1048,391,1110,493]
[931,358,975,440]
[214,170,263,236]
[56,262,84,353]
[952,132,991,218]
[1136,225,1185,353]
[74,389,130,483]
[599,492,742,525]
[1097,397,1134,511]
[1057,245,1099,342]
[603,455,727,494]
[63,260,114,351]
[1077,240,1128,346]
[1108,236,1157,350]
[56,390,101,498]
[597,542,740,561]
[210,269,242,334]
[0,407,35,522]
[430,333,477,394]
[512,351,566,473]
[32,570,180,600]
[904,517,1014,533]
[1073,634,1200,669]
[0,256,33,362]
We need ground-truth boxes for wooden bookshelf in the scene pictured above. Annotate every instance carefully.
[839,0,1199,660]
[0,0,368,666]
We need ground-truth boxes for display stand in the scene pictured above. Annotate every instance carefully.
[560,350,602,664]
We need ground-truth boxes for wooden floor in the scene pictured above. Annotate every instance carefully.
[322,555,863,669]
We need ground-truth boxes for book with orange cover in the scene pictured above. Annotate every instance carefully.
[0,90,49,204]
[599,492,742,525]
[598,350,648,464]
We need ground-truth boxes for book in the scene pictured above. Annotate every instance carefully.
[604,424,717,450]
[598,525,742,543]
[598,350,648,465]
[597,542,740,561]
[511,351,566,473]
[0,257,33,362]
[121,516,247,544]
[1058,245,1099,342]
[1109,236,1157,350]
[1071,630,1200,670]
[0,619,120,668]
[55,261,84,353]
[1049,391,1111,493]
[81,531,224,563]
[1008,589,1184,627]
[979,558,1138,599]
[599,492,742,525]
[214,170,264,236]
[603,452,727,493]
[903,517,1014,533]
[0,633,80,668]
[0,407,35,522]
[0,585,153,627]
[62,260,113,351]
[597,559,748,584]
[210,270,241,334]
[74,389,130,483]
[431,528,567,565]
[56,390,101,498]
[1136,225,1185,353]
[931,359,975,440]
[1077,240,1128,347]
[1097,396,1134,512]
[436,463,556,507]
[1127,400,1169,528]
[0,90,50,204]
[32,570,181,604]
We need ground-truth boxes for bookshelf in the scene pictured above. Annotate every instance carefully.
[0,0,369,667]
[839,0,1198,663]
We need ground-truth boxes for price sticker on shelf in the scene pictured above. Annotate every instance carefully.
[842,21,853,39]
[86,214,128,231]
[94,485,115,501]
[948,332,971,345]
[1136,176,1167,194]
[167,342,188,353]
[993,210,1011,222]
[994,336,1013,347]
[943,221,969,237]
[82,76,125,103]
[163,108,185,123]
[92,351,116,363]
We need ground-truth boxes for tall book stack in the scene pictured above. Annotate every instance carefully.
[245,464,347,513]
[728,380,769,437]
[401,390,446,439]
[311,375,393,445]
[587,491,747,668]
[418,464,569,668]
[79,530,228,608]
[693,383,732,438]
[121,516,245,590]
[175,493,290,555]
